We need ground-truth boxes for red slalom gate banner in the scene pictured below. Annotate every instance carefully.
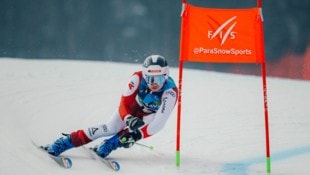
[180,4,264,63]
[176,1,271,173]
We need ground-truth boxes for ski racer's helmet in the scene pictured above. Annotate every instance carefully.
[142,55,169,91]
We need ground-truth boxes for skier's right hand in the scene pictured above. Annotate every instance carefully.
[119,130,142,148]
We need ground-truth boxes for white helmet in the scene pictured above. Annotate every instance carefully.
[142,55,169,86]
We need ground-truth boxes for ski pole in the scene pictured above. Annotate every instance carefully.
[136,142,154,150]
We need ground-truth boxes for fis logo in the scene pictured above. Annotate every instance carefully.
[207,16,237,46]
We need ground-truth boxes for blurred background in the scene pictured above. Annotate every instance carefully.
[1,0,309,80]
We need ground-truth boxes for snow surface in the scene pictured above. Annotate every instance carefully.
[0,58,309,175]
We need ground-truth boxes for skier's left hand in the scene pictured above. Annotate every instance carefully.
[125,115,145,131]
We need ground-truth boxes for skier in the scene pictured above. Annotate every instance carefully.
[44,55,178,159]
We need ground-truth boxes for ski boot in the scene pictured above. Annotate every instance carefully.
[94,134,121,158]
[44,135,74,156]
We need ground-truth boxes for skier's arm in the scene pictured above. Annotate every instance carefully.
[139,88,178,138]
[118,73,140,120]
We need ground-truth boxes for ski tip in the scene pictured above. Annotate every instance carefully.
[38,145,73,169]
[63,157,73,168]
[110,160,120,171]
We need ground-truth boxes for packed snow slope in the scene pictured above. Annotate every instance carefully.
[0,58,309,175]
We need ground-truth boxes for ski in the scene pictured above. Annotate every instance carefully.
[82,146,120,171]
[39,146,72,169]
[32,141,72,169]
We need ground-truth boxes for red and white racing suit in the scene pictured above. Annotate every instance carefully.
[69,71,178,146]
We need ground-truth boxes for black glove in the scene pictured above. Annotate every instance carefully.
[125,115,145,131]
[119,130,142,148]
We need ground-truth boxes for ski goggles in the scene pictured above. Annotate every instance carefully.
[144,75,166,85]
